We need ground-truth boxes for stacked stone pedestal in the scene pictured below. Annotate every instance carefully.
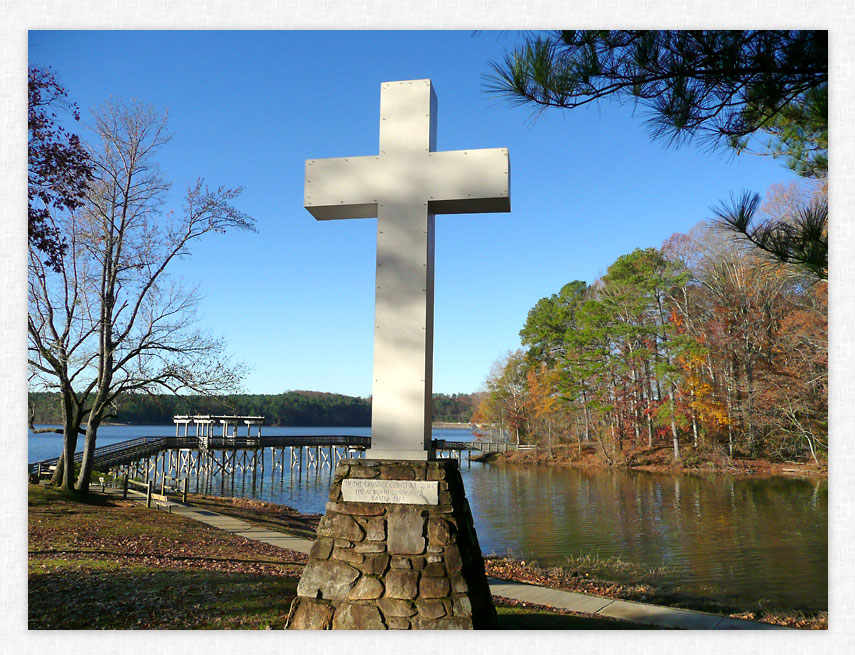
[286,458,497,630]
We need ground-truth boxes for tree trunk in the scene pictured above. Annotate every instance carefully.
[57,387,81,490]
[582,391,590,442]
[691,408,699,449]
[547,418,553,458]
[77,379,111,491]
[609,414,619,460]
[744,352,755,456]
[50,451,65,487]
[76,419,101,492]
[725,361,734,458]
[669,383,681,461]
[645,360,654,448]
[690,383,699,449]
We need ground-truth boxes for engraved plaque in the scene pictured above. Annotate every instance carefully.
[342,479,439,505]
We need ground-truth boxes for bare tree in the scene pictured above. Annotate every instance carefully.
[28,208,98,489]
[28,99,256,491]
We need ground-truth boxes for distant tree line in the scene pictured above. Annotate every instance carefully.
[432,393,480,423]
[29,391,479,427]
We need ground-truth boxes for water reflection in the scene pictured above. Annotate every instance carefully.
[465,464,826,610]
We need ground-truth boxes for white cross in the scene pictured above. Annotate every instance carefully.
[305,79,510,460]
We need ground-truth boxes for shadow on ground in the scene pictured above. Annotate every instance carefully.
[29,567,299,629]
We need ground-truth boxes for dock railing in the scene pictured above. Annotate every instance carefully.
[125,474,188,508]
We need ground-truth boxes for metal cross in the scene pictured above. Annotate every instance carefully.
[305,79,510,459]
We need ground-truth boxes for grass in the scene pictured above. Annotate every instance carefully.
[29,484,305,629]
[561,552,676,583]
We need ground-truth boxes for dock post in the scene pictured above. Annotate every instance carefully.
[122,474,129,500]
[146,480,152,508]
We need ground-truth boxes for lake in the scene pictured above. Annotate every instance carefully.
[29,424,827,611]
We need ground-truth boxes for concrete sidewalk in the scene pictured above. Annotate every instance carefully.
[102,487,784,630]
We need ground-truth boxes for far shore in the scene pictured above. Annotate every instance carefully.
[36,422,476,429]
[470,444,827,479]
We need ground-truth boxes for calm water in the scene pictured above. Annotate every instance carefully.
[29,425,827,610]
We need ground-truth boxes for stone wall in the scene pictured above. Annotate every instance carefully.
[286,458,497,629]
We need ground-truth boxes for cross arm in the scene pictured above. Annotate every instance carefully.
[304,155,382,220]
[304,147,510,221]
[425,148,510,215]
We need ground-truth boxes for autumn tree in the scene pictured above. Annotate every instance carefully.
[757,281,827,462]
[662,231,730,449]
[663,219,795,457]
[526,364,561,456]
[28,99,255,491]
[491,218,825,465]
[28,67,93,272]
[603,248,692,459]
[480,350,529,444]
[519,281,603,451]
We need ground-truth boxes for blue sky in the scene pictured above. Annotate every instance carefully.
[28,30,805,398]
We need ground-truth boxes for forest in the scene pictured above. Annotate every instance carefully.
[474,183,827,465]
[28,390,479,428]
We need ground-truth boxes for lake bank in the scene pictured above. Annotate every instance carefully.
[27,485,639,630]
[192,493,826,628]
[192,492,826,628]
[37,486,821,629]
[29,425,827,612]
[473,443,828,479]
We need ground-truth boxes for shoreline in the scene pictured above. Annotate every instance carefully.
[470,444,827,479]
[158,492,827,629]
[32,422,477,430]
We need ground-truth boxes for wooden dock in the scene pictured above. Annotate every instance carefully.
[29,434,531,486]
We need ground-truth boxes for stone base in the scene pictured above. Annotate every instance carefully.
[285,458,497,630]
